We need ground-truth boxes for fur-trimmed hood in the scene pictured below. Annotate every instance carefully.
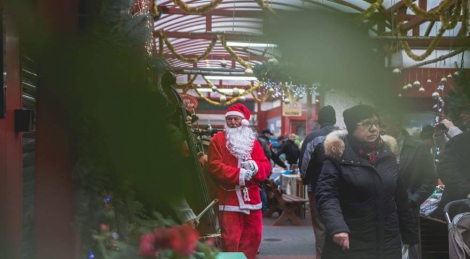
[324,130,398,160]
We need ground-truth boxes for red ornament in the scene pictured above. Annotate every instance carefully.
[100,224,109,232]
[153,227,172,250]
[138,234,157,258]
[168,224,200,257]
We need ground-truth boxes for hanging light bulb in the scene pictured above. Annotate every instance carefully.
[284,98,290,104]
[427,79,432,84]
[220,95,227,103]
[196,84,202,88]
[244,68,254,75]
[454,71,460,76]
[232,87,240,97]
[441,77,447,84]
[447,73,452,78]
[432,91,440,100]
[393,68,401,74]
[240,96,246,102]
[419,87,425,93]
[398,94,402,97]
[268,88,275,94]
[211,86,218,92]
[315,99,320,103]
[406,83,412,90]
[413,81,421,88]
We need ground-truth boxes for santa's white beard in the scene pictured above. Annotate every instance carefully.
[225,125,256,161]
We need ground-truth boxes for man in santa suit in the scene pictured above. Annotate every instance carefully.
[207,103,271,259]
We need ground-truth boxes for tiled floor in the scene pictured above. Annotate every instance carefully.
[258,211,316,259]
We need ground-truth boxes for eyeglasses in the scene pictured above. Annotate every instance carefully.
[357,120,381,129]
[226,117,242,122]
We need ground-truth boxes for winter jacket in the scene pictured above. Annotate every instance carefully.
[299,124,336,191]
[305,141,327,193]
[437,131,470,214]
[279,140,300,166]
[315,131,419,259]
[433,126,463,153]
[398,130,437,208]
[257,137,272,160]
[258,135,287,169]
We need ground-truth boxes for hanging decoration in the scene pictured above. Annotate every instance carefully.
[397,0,467,62]
[170,0,277,15]
[253,0,278,15]
[159,30,217,64]
[170,0,224,15]
[359,0,384,20]
[175,74,198,88]
[218,35,253,69]
[402,0,454,18]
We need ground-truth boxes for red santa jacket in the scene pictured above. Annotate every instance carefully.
[207,132,271,214]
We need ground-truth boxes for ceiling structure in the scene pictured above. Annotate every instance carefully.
[153,0,470,89]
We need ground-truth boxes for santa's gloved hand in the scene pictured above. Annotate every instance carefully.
[240,168,255,181]
[241,160,258,173]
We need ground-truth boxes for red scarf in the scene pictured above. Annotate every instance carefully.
[349,135,384,164]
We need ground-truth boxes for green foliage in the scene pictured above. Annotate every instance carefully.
[445,63,470,122]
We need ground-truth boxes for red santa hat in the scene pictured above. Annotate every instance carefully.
[225,103,250,127]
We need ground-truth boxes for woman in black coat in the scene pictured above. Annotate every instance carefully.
[315,105,418,259]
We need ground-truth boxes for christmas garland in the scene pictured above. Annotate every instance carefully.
[253,0,277,15]
[251,91,270,102]
[170,0,223,14]
[175,74,198,88]
[359,0,384,20]
[191,78,263,106]
[170,0,276,15]
[439,0,462,30]
[403,0,454,19]
[217,35,253,69]
[159,30,218,64]
[398,4,466,62]
[458,0,468,36]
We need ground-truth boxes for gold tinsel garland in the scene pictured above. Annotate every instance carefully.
[175,75,198,88]
[403,0,454,19]
[359,0,384,20]
[191,78,264,106]
[218,35,253,69]
[159,30,217,64]
[458,1,468,36]
[398,0,466,62]
[439,0,461,30]
[253,0,277,15]
[170,0,223,14]
[251,91,270,102]
[170,0,276,15]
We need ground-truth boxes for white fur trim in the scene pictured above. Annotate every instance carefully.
[225,111,245,119]
[241,119,249,127]
[249,160,258,173]
[218,205,251,215]
[239,168,247,186]
[235,186,262,210]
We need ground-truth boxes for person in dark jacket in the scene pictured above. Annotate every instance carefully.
[315,104,418,259]
[259,129,287,169]
[437,131,470,217]
[278,133,301,167]
[299,105,337,259]
[380,111,437,208]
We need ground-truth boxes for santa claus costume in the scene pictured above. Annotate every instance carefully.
[207,103,271,259]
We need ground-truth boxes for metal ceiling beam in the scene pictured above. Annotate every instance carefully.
[371,36,470,48]
[163,53,266,62]
[161,6,265,18]
[154,31,265,40]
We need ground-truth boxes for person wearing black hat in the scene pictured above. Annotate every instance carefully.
[315,104,418,259]
[298,105,337,259]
